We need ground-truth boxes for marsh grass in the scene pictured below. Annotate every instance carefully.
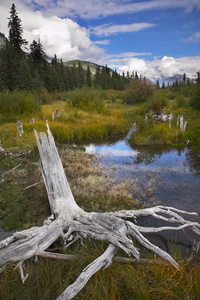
[0,95,129,148]
[129,103,200,147]
[0,239,200,300]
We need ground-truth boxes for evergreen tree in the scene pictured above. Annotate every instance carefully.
[156,80,160,89]
[183,73,186,85]
[60,59,69,91]
[162,81,165,89]
[94,66,101,88]
[0,40,19,90]
[16,55,33,90]
[66,66,74,90]
[30,39,46,66]
[190,71,200,109]
[86,66,92,87]
[8,3,27,53]
[77,62,85,88]
[112,70,121,90]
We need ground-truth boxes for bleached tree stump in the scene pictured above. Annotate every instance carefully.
[0,121,200,300]
[16,120,23,136]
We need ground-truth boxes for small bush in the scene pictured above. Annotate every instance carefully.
[151,99,162,113]
[190,83,200,110]
[150,90,169,113]
[0,90,41,121]
[69,87,106,113]
[125,79,154,104]
[176,94,186,107]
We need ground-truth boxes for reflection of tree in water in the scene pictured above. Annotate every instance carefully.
[133,150,156,165]
[185,148,200,177]
[132,145,175,165]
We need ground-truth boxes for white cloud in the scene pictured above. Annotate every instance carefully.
[113,55,200,81]
[94,40,110,45]
[19,0,200,19]
[0,1,105,62]
[1,0,200,22]
[182,32,200,43]
[90,22,156,36]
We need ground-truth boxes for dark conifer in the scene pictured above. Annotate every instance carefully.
[8,4,27,52]
[86,66,92,87]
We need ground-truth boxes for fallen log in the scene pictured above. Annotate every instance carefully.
[0,121,200,300]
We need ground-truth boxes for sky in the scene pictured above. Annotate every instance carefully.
[0,0,200,82]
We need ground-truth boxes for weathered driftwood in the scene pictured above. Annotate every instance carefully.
[152,112,173,123]
[0,121,200,300]
[56,109,61,118]
[16,120,23,136]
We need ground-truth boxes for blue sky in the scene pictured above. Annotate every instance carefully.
[0,0,200,81]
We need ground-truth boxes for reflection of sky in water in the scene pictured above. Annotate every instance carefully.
[86,133,200,247]
[85,140,190,175]
[85,136,200,218]
[86,140,138,158]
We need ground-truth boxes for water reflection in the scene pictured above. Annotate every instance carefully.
[85,130,200,219]
[185,148,200,176]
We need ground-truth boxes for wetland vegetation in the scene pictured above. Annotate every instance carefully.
[1,85,200,299]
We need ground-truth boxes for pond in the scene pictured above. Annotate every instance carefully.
[85,128,200,255]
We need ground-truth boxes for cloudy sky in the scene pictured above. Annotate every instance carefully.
[0,0,200,81]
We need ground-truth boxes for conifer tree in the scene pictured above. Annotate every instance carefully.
[86,65,92,87]
[8,3,27,52]
[30,39,46,67]
[77,61,85,88]
[156,80,160,89]
[94,66,101,88]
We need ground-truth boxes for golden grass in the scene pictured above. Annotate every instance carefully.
[0,101,129,148]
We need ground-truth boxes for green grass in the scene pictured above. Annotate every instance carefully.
[0,240,200,300]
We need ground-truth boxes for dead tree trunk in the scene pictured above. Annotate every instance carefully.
[0,121,200,300]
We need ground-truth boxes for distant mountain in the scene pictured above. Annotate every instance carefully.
[163,74,183,85]
[63,60,113,75]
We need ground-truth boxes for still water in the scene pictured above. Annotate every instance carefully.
[85,129,200,253]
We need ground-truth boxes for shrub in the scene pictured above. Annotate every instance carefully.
[190,84,200,110]
[150,90,169,113]
[69,87,106,113]
[176,94,186,107]
[0,90,41,121]
[125,79,154,104]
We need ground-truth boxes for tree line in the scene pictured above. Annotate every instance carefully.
[0,4,129,93]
